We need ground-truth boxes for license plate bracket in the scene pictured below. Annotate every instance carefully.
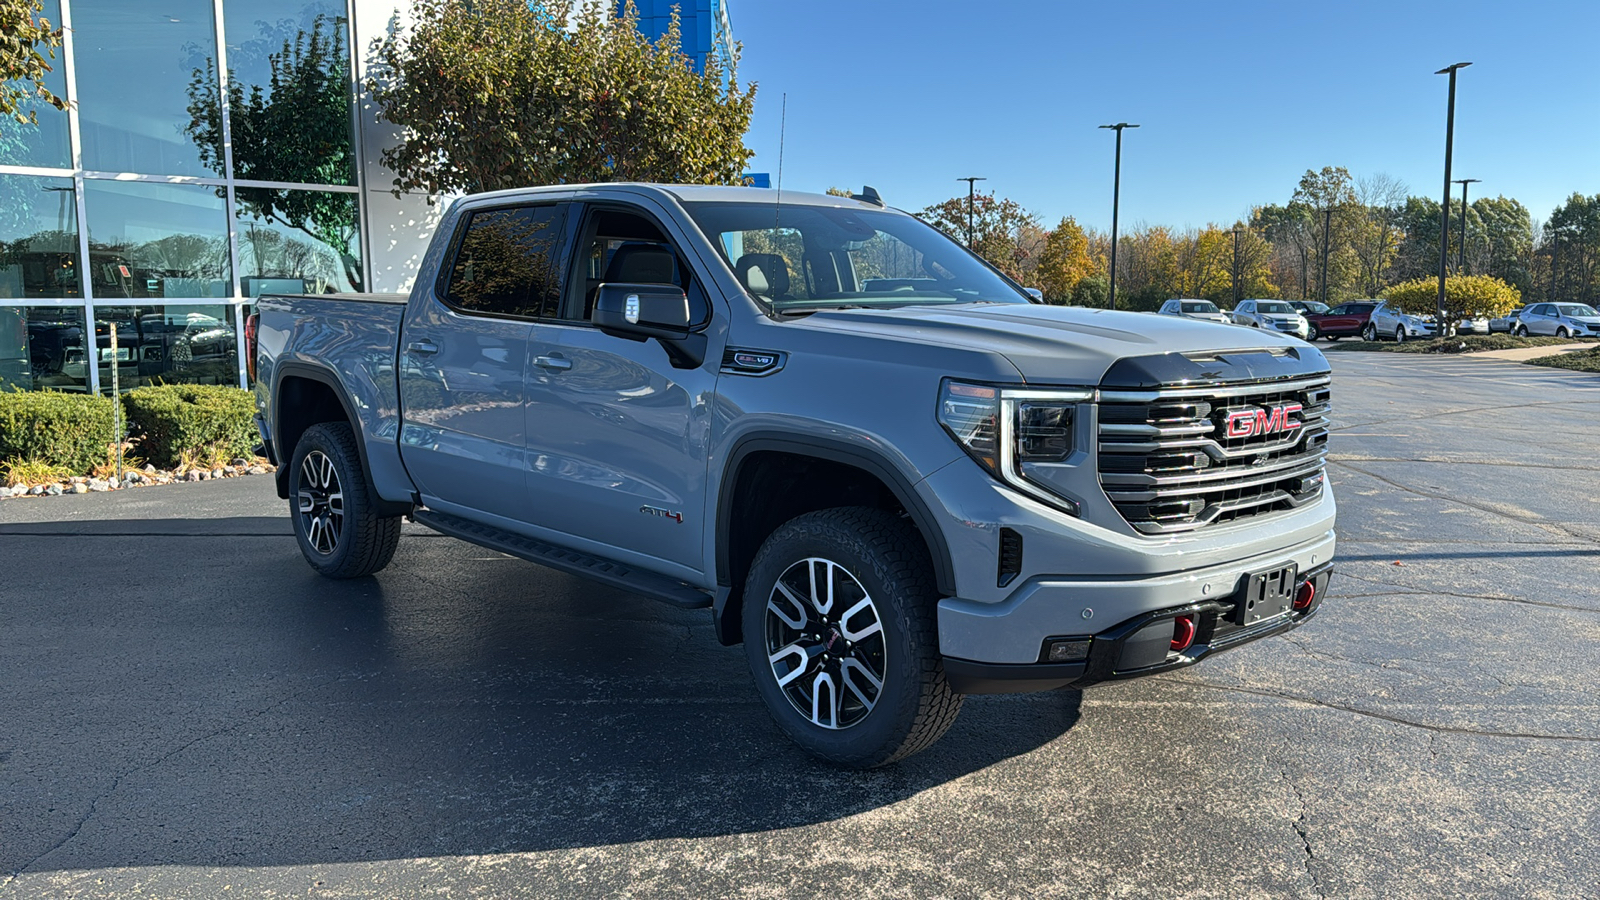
[1235,563,1298,625]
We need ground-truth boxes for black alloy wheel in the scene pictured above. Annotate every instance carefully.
[288,422,401,578]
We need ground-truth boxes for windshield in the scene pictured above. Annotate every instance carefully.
[1298,302,1330,314]
[1257,302,1294,314]
[682,201,1031,312]
[1557,304,1599,317]
[1181,301,1218,313]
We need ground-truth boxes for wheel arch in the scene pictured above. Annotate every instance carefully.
[272,362,410,516]
[712,434,956,647]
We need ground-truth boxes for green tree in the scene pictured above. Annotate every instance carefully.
[918,191,1044,285]
[186,15,362,289]
[369,0,756,195]
[0,0,65,126]
[1254,203,1316,300]
[1471,196,1534,292]
[1546,193,1600,304]
[1291,166,1360,302]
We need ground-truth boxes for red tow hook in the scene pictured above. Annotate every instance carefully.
[1293,579,1316,611]
[1170,614,1197,652]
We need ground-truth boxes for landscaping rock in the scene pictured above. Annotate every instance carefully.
[143,463,157,473]
[186,471,203,482]
[71,483,88,494]
[248,466,268,476]
[45,484,63,496]
[29,485,45,495]
[231,458,250,468]
[211,468,225,479]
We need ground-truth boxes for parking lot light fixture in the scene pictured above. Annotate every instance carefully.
[957,176,986,249]
[1435,62,1472,322]
[1099,123,1139,310]
[1453,178,1481,275]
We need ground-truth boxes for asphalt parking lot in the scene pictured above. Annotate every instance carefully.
[2,352,1598,899]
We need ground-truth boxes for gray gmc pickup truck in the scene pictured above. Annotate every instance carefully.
[251,184,1335,767]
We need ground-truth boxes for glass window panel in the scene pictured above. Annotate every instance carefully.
[0,0,70,168]
[445,205,570,318]
[74,0,223,177]
[0,175,81,299]
[235,187,362,294]
[92,304,237,392]
[223,1,355,186]
[0,305,90,392]
[84,181,230,300]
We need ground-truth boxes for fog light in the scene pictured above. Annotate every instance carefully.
[1293,579,1316,610]
[1170,615,1196,652]
[1047,640,1090,662]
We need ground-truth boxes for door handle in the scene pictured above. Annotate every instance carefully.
[534,355,572,371]
[406,340,439,356]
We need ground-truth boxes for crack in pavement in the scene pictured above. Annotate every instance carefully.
[1164,678,1600,743]
[1335,572,1600,614]
[6,676,333,880]
[1281,760,1324,900]
[1330,459,1600,546]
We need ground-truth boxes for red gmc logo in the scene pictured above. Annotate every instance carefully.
[1224,403,1303,439]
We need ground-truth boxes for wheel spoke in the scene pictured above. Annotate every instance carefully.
[840,658,881,711]
[297,490,316,514]
[768,643,811,688]
[839,597,882,643]
[770,583,810,630]
[808,559,834,616]
[809,671,838,728]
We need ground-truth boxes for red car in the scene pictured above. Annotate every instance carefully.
[1304,300,1379,341]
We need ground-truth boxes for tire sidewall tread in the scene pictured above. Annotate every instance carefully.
[288,422,400,579]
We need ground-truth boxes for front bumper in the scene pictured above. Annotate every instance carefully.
[944,562,1333,694]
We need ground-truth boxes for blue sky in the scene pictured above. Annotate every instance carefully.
[729,0,1599,233]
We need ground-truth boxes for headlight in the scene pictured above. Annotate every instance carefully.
[938,381,1092,516]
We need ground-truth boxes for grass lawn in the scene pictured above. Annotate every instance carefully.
[1524,346,1600,373]
[1320,334,1599,354]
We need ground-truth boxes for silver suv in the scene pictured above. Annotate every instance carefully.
[1366,302,1437,342]
[1157,298,1229,324]
[1514,302,1600,338]
[1231,299,1309,339]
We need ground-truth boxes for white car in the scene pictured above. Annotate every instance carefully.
[1365,302,1438,342]
[1157,298,1229,324]
[1230,299,1309,339]
[1513,302,1600,338]
[1452,316,1491,336]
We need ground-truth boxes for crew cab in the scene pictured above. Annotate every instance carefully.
[251,185,1336,767]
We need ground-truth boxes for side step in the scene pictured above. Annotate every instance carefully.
[412,509,712,610]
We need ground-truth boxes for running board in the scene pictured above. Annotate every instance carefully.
[411,510,712,610]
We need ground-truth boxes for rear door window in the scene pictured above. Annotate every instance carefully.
[442,204,571,319]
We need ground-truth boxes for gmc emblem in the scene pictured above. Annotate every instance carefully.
[1224,403,1303,439]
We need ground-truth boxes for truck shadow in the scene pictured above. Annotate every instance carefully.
[3,520,1083,872]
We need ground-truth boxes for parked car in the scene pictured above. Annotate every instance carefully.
[1157,298,1229,324]
[251,183,1336,767]
[1452,316,1491,336]
[1366,302,1438,342]
[1230,299,1309,338]
[1289,300,1330,317]
[1489,307,1525,334]
[1513,302,1600,338]
[1302,301,1378,341]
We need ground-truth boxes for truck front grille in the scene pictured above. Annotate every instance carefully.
[1097,375,1331,535]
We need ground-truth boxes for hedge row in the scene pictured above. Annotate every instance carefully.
[0,385,258,475]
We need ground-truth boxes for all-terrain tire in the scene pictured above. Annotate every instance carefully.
[742,507,962,768]
[288,422,401,579]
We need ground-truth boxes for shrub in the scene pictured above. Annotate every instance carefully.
[122,384,258,469]
[0,390,118,475]
[1384,275,1521,328]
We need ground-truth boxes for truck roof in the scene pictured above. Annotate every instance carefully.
[453,182,880,211]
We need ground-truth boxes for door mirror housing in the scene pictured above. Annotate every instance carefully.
[593,283,691,341]
[1024,287,1044,302]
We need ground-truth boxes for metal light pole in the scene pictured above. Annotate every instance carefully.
[1435,62,1472,322]
[957,176,986,248]
[1100,123,1138,310]
[1319,208,1333,305]
[1231,226,1244,305]
[1453,178,1480,275]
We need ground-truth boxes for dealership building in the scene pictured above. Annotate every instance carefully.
[0,0,733,394]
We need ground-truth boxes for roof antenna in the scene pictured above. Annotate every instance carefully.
[774,92,786,232]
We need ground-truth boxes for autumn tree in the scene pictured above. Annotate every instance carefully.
[1034,216,1098,303]
[1254,204,1316,300]
[1291,166,1360,303]
[370,0,756,195]
[0,0,65,127]
[1350,173,1407,298]
[1386,274,1520,327]
[918,191,1045,286]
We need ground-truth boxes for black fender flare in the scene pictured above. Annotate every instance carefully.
[712,432,956,644]
[271,361,411,517]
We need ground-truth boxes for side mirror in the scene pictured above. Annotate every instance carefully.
[1024,287,1044,302]
[592,283,691,342]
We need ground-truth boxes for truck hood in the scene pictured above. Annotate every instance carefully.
[796,303,1312,385]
